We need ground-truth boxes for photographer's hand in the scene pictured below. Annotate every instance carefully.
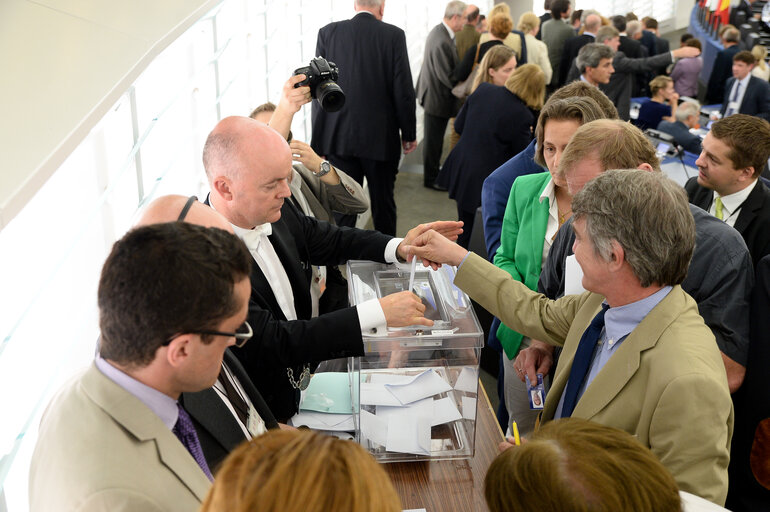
[269,75,311,140]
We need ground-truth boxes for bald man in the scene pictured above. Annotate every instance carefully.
[202,117,462,420]
[136,194,280,471]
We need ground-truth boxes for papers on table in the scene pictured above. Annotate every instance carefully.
[290,411,354,431]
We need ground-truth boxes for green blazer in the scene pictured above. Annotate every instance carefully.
[493,172,552,360]
[456,253,733,505]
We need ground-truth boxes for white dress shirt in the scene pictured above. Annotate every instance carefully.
[442,20,456,41]
[725,74,751,116]
[710,179,757,227]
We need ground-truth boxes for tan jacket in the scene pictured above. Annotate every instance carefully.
[456,253,733,505]
[29,364,211,512]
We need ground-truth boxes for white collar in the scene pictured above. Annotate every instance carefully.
[715,178,758,214]
[442,20,455,40]
[735,74,752,88]
[539,176,556,204]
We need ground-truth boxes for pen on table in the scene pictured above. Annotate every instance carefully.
[512,421,521,446]
[408,256,417,292]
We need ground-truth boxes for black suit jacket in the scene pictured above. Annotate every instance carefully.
[227,200,392,420]
[656,120,703,154]
[719,75,770,121]
[180,349,278,472]
[706,45,741,104]
[311,12,416,162]
[686,177,770,268]
[618,35,642,58]
[559,33,593,86]
[600,50,673,121]
[639,30,658,57]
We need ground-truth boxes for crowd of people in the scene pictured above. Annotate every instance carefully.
[25,0,770,511]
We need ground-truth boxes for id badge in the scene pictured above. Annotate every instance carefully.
[247,403,267,437]
[526,373,546,410]
[728,101,740,112]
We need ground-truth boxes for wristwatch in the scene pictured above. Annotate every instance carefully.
[314,160,332,177]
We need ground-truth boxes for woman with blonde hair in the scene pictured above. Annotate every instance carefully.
[454,12,515,88]
[635,75,678,131]
[517,12,552,84]
[438,64,545,248]
[471,44,518,93]
[200,429,402,512]
[751,44,770,81]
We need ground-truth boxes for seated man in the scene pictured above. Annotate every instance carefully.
[687,114,770,268]
[657,100,703,155]
[405,168,733,505]
[523,120,752,393]
[719,51,770,121]
[203,116,461,420]
[137,195,280,472]
[29,222,253,510]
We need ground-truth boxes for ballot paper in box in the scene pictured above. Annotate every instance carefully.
[346,260,484,462]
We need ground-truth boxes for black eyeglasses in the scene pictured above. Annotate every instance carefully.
[164,321,253,347]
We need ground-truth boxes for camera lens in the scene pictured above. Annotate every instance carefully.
[316,80,345,112]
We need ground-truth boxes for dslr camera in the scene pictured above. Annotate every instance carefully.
[293,57,346,112]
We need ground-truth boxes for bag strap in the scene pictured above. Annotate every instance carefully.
[471,43,481,70]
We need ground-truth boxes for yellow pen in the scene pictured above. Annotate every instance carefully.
[512,420,521,446]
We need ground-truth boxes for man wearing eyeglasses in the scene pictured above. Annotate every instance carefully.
[29,223,252,511]
[138,194,281,471]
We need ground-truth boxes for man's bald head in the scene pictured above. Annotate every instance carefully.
[584,14,601,33]
[136,195,233,233]
[203,116,293,229]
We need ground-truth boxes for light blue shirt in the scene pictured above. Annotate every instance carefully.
[95,355,179,429]
[554,286,673,418]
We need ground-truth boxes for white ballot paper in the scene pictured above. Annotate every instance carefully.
[290,411,354,431]
[361,409,389,447]
[454,366,478,393]
[384,369,452,405]
[360,382,403,406]
[461,396,477,420]
[386,415,431,455]
[564,254,586,296]
[431,396,462,426]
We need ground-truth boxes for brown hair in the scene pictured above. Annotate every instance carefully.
[490,13,514,39]
[710,114,770,178]
[548,81,619,119]
[534,97,607,168]
[249,102,276,119]
[643,17,658,29]
[684,38,702,51]
[734,50,757,66]
[471,45,517,93]
[485,418,682,512]
[201,430,402,512]
[559,119,661,178]
[505,63,545,110]
[649,75,673,97]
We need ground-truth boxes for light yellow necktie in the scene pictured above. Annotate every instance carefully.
[714,196,724,221]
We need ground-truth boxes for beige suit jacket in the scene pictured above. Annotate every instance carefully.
[29,364,211,512]
[456,253,733,505]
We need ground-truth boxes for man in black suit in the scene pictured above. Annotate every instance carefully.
[203,117,461,421]
[558,13,600,86]
[136,194,281,472]
[706,28,741,104]
[719,51,770,121]
[311,0,415,236]
[416,1,466,190]
[611,15,642,59]
[686,114,770,268]
[657,100,703,155]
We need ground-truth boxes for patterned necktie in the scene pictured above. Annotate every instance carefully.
[173,404,213,481]
[560,304,609,418]
[714,196,724,221]
[219,365,250,426]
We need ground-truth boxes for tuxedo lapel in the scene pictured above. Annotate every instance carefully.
[82,366,211,502]
[269,206,312,319]
[179,387,246,459]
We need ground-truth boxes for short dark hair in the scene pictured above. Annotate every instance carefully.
[98,223,252,367]
[611,15,626,32]
[548,81,619,119]
[570,9,583,25]
[684,38,702,51]
[466,5,479,23]
[734,50,757,66]
[711,114,770,178]
[644,17,658,29]
[680,32,694,44]
[550,0,570,20]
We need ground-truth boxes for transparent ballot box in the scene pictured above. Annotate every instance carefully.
[346,260,484,463]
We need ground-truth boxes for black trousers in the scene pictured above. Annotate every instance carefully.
[423,113,450,186]
[327,154,398,236]
[456,205,476,249]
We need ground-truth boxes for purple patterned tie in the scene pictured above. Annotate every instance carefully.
[173,404,213,481]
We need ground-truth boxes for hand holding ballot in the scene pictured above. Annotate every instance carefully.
[397,221,464,269]
[401,228,470,269]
